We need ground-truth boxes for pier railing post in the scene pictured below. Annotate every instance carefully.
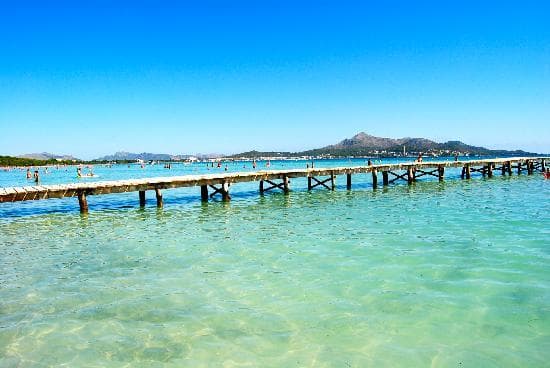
[139,190,146,207]
[382,171,389,186]
[155,188,163,208]
[346,173,352,190]
[372,169,378,189]
[77,191,88,214]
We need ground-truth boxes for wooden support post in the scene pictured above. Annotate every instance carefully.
[139,190,146,207]
[307,176,312,191]
[200,185,208,201]
[438,165,445,181]
[259,180,264,194]
[465,164,471,179]
[526,160,532,175]
[346,173,352,190]
[507,161,512,175]
[407,167,414,184]
[77,191,88,214]
[221,182,231,201]
[461,166,466,179]
[517,162,522,175]
[330,172,335,190]
[487,163,493,178]
[542,159,546,172]
[155,188,163,208]
[283,175,289,194]
[372,169,378,189]
[382,171,389,186]
[501,164,506,175]
[482,166,487,177]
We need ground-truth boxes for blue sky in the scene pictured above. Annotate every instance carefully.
[0,0,549,159]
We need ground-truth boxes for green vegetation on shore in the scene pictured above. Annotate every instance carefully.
[0,155,78,167]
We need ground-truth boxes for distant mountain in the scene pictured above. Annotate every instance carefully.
[18,152,80,161]
[230,132,541,158]
[96,151,173,161]
[95,151,223,161]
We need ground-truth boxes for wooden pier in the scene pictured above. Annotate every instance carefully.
[0,157,547,213]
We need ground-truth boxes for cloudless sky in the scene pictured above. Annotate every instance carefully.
[0,0,549,159]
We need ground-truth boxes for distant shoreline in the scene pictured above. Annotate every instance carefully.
[1,153,547,170]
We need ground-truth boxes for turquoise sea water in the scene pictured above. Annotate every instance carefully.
[1,159,549,366]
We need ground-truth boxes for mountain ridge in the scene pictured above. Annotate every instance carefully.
[231,132,542,158]
[17,152,80,161]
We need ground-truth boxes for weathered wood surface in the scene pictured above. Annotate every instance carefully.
[0,157,547,203]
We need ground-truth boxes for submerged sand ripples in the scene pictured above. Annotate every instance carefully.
[0,176,549,366]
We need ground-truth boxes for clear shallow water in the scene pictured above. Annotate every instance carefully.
[1,163,549,366]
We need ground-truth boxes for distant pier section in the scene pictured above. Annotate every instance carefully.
[0,157,547,213]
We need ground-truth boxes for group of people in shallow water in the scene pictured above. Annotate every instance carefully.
[76,166,95,178]
[25,168,40,183]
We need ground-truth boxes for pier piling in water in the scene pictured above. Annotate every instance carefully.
[139,191,146,207]
[382,171,389,186]
[77,191,88,214]
[438,165,445,181]
[346,173,352,189]
[372,169,378,189]
[155,188,163,208]
[201,185,208,201]
[407,167,414,184]
[222,182,231,201]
